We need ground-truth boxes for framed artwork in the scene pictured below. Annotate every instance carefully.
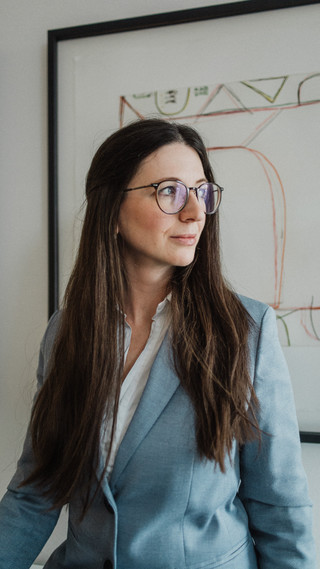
[48,1,320,442]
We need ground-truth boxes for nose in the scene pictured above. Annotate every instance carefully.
[178,188,205,222]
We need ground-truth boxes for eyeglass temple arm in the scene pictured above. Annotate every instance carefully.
[124,184,157,193]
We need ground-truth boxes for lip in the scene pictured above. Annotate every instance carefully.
[170,234,197,245]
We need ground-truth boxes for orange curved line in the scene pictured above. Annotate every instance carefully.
[208,145,286,308]
[249,148,287,310]
[250,149,279,306]
[300,314,320,341]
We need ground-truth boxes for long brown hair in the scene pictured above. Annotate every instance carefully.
[24,119,259,513]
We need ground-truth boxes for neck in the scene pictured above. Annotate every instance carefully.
[123,264,172,326]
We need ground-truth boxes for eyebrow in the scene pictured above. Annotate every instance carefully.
[154,177,208,185]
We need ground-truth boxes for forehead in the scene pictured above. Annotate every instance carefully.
[132,143,205,184]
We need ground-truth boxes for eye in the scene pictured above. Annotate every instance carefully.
[158,185,177,197]
[197,185,208,200]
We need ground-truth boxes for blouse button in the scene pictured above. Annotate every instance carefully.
[103,560,113,569]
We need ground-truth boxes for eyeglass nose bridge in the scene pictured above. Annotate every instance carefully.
[183,186,202,208]
[189,186,199,198]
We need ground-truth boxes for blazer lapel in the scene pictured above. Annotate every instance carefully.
[109,334,180,489]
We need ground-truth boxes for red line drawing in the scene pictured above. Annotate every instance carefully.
[120,72,320,345]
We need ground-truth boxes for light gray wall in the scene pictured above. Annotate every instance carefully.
[1,0,319,566]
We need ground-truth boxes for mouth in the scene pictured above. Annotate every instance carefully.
[170,234,197,245]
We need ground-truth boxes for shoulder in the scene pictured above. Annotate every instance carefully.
[237,294,271,326]
[237,295,280,378]
[237,293,279,341]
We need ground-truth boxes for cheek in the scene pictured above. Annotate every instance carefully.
[196,219,206,244]
[118,205,170,242]
[139,218,171,245]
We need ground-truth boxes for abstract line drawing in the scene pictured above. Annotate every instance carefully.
[120,72,320,346]
[241,76,288,103]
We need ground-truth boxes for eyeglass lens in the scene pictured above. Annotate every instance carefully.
[156,181,220,214]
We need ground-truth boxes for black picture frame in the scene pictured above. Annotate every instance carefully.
[48,0,320,444]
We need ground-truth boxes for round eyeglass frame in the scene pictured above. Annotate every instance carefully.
[124,180,224,215]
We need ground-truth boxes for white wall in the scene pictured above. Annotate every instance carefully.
[1,0,319,566]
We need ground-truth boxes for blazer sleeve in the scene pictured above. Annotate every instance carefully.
[239,305,317,569]
[0,313,62,569]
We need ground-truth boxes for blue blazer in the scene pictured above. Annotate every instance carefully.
[0,297,317,569]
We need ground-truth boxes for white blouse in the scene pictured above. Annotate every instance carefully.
[100,296,171,478]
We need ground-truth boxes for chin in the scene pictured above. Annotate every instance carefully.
[173,254,197,268]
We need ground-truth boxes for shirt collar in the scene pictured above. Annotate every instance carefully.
[152,292,171,321]
[122,292,171,327]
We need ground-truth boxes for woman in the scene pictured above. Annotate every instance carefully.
[0,119,316,568]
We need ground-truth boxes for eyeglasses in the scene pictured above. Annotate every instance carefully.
[124,180,223,215]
